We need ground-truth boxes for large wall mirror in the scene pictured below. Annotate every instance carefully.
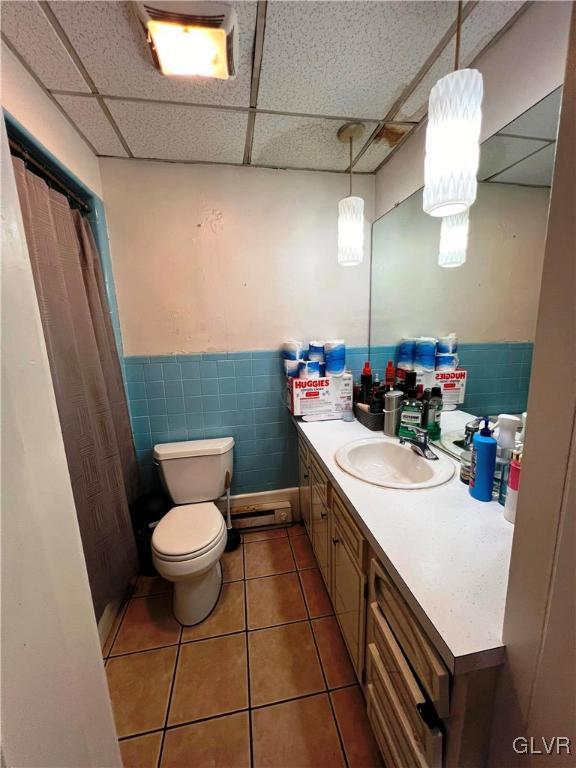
[369,87,561,425]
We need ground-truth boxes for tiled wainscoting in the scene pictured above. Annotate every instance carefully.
[125,343,532,494]
[103,524,381,768]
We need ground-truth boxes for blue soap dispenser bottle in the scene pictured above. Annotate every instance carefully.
[469,418,497,502]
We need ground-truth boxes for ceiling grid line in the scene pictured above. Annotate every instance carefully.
[0,31,99,155]
[372,0,533,175]
[483,140,555,182]
[243,0,268,165]
[39,0,134,158]
[351,0,479,171]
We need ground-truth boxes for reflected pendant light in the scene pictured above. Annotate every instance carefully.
[438,209,469,268]
[337,122,365,266]
[423,2,483,217]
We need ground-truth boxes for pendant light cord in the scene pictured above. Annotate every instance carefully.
[454,0,463,70]
[349,137,353,197]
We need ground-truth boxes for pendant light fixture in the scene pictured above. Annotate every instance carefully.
[337,122,365,266]
[438,209,469,268]
[423,1,483,217]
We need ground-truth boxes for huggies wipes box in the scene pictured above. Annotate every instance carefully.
[397,369,468,408]
[288,375,353,418]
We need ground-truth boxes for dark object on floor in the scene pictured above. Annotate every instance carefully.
[225,526,241,552]
[130,491,172,575]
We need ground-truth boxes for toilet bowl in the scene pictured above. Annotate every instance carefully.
[152,502,228,625]
[151,437,234,626]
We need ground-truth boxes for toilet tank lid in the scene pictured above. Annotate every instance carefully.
[154,437,234,460]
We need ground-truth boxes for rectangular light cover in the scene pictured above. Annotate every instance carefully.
[148,20,228,79]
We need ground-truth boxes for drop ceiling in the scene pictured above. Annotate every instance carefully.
[2,0,530,174]
[481,87,561,187]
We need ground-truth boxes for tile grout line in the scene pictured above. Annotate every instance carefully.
[287,532,351,768]
[156,622,183,768]
[241,542,255,768]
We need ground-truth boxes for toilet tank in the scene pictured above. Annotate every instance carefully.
[153,437,234,504]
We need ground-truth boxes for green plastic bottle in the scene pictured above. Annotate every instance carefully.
[398,388,423,439]
[427,386,443,441]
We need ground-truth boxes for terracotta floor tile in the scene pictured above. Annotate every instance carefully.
[252,693,346,768]
[119,731,163,768]
[248,621,325,706]
[168,634,248,725]
[291,534,317,569]
[182,581,245,642]
[241,527,287,543]
[244,538,295,579]
[111,593,181,655]
[246,572,307,629]
[222,544,244,582]
[288,522,307,538]
[132,573,172,598]
[300,567,334,618]
[161,712,250,768]
[312,616,356,689]
[331,686,383,768]
[106,647,177,738]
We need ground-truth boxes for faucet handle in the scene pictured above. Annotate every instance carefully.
[406,425,428,440]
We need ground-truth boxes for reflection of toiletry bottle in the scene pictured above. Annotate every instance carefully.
[385,360,395,389]
[494,414,522,501]
[371,373,381,400]
[422,389,431,427]
[427,386,443,440]
[360,362,373,404]
[469,419,497,502]
[504,452,522,523]
[398,388,423,438]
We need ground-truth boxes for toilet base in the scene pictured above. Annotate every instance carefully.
[172,561,223,626]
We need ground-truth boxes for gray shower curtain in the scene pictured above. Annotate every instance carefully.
[13,157,138,621]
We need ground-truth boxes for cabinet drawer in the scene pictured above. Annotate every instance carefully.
[368,603,443,768]
[332,491,364,566]
[367,644,441,768]
[369,559,450,718]
[310,456,329,506]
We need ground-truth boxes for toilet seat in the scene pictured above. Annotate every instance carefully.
[152,502,226,562]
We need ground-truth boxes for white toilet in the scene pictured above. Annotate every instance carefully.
[151,437,234,626]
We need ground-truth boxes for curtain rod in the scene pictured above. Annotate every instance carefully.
[8,137,91,212]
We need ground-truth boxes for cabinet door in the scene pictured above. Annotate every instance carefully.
[298,455,311,535]
[311,484,330,591]
[332,519,366,679]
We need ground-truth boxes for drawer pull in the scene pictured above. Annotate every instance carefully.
[332,537,340,545]
[321,510,327,519]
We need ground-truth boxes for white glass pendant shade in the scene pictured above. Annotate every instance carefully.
[423,69,483,217]
[337,195,364,266]
[438,210,469,268]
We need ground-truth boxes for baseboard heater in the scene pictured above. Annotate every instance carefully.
[220,500,292,529]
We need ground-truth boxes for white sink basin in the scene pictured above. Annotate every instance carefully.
[335,437,455,489]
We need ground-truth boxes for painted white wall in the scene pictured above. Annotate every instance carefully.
[1,41,102,197]
[374,1,571,219]
[371,183,549,344]
[100,158,374,355]
[1,123,120,767]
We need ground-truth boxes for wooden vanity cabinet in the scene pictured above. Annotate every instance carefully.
[296,433,498,768]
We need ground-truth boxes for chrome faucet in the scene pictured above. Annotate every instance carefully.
[399,426,439,461]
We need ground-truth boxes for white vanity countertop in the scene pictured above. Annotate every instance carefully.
[295,410,514,674]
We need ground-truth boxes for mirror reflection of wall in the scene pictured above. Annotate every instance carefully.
[369,88,561,418]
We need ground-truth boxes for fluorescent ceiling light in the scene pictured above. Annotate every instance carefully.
[147,20,228,79]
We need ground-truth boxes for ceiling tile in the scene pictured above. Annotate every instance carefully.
[54,95,128,156]
[500,87,562,140]
[257,1,456,119]
[1,0,90,91]
[105,100,248,163]
[353,124,414,172]
[397,1,526,121]
[489,143,555,187]
[479,135,549,180]
[251,114,378,171]
[49,1,256,108]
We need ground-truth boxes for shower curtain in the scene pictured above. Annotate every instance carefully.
[12,157,138,621]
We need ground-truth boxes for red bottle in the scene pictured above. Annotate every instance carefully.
[385,360,395,389]
[360,361,373,404]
